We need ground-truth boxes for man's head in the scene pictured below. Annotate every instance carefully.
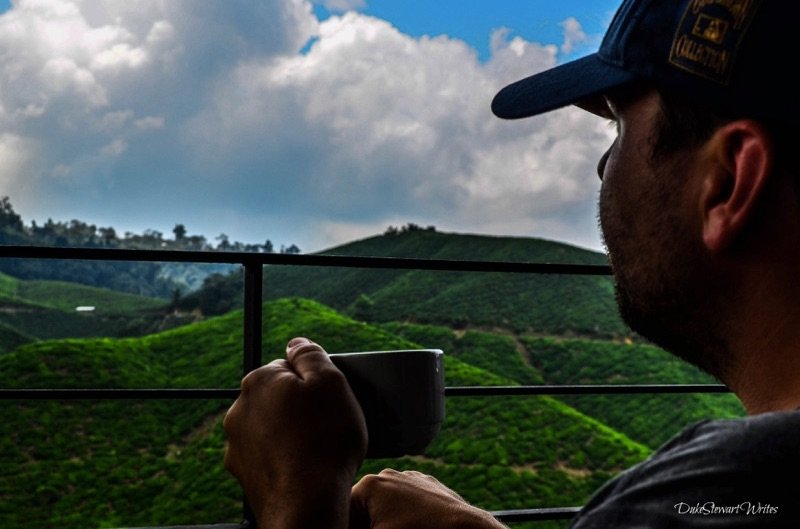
[492,0,793,123]
[492,0,798,383]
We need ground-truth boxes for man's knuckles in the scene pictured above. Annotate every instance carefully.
[239,363,278,393]
[353,469,399,495]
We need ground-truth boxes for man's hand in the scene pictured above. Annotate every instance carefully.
[350,469,507,529]
[223,337,368,529]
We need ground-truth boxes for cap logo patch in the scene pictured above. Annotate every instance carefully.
[669,0,763,84]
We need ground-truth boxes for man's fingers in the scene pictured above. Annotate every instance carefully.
[349,475,375,529]
[235,339,339,398]
[239,359,291,395]
[286,337,337,380]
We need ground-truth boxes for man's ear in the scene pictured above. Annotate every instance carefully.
[701,120,775,253]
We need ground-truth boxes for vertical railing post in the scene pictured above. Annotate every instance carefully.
[242,258,263,528]
[243,258,264,373]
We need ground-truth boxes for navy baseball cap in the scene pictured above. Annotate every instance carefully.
[492,0,793,122]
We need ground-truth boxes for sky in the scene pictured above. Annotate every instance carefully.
[0,0,621,253]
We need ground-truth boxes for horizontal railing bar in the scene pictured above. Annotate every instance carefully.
[115,507,582,528]
[0,389,240,399]
[445,384,730,396]
[118,524,244,529]
[0,245,611,275]
[116,508,582,528]
[0,384,729,400]
[492,506,582,522]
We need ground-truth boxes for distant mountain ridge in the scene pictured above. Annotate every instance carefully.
[183,228,627,338]
[323,227,607,264]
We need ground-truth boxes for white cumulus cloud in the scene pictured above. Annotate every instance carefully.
[560,17,589,55]
[0,0,611,253]
[313,0,367,13]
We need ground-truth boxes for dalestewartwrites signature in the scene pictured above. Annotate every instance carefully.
[674,501,778,516]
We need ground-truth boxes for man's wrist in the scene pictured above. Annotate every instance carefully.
[459,504,508,529]
[255,475,352,529]
[463,506,508,529]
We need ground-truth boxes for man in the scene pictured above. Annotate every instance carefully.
[223,0,800,526]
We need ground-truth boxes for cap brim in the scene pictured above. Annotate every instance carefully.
[491,53,638,120]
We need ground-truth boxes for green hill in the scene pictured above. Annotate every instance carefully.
[379,321,544,386]
[0,321,34,354]
[1,298,650,528]
[522,336,745,448]
[0,229,747,527]
[0,272,169,352]
[183,229,627,338]
[279,230,624,337]
[376,322,744,449]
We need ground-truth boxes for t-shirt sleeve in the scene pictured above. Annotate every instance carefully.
[569,413,800,528]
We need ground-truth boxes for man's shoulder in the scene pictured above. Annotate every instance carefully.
[656,408,800,463]
[570,410,800,527]
[617,410,800,493]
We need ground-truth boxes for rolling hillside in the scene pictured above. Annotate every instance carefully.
[1,298,650,528]
[0,229,749,528]
[379,322,745,449]
[0,272,169,352]
[522,336,745,448]
[182,229,627,338]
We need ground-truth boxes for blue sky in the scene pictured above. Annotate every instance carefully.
[316,0,617,61]
[0,0,621,253]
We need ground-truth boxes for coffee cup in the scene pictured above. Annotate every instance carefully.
[330,349,445,458]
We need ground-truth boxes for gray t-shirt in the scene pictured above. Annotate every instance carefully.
[570,410,800,527]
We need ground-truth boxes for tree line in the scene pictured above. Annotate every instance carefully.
[0,196,300,298]
[0,196,300,254]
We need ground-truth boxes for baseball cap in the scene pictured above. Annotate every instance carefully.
[491,0,792,122]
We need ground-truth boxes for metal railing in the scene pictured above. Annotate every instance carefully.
[0,244,729,527]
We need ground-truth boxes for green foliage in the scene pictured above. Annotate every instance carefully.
[182,270,244,316]
[0,212,747,527]
[0,321,34,354]
[0,196,24,233]
[17,279,165,315]
[1,298,650,528]
[177,230,625,336]
[0,195,295,298]
[0,271,17,297]
[523,336,745,448]
[380,322,544,385]
[246,230,627,337]
[0,256,180,299]
[0,274,169,352]
[365,323,745,463]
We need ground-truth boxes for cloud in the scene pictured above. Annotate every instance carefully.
[0,133,40,189]
[312,0,367,13]
[0,1,611,253]
[186,13,610,250]
[134,116,165,130]
[560,17,588,55]
[0,0,319,223]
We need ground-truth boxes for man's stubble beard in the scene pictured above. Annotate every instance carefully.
[599,166,732,382]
